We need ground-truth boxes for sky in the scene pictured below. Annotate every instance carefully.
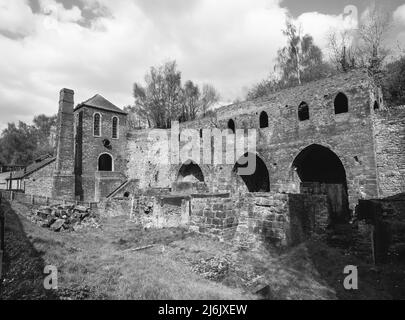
[0,0,404,130]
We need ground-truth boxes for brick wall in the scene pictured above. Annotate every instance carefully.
[373,106,405,198]
[24,162,55,198]
[74,106,127,201]
[125,70,381,210]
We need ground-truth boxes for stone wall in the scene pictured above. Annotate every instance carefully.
[373,106,405,198]
[24,161,55,198]
[100,194,191,228]
[125,70,383,210]
[189,194,238,240]
[188,192,329,249]
[356,194,405,263]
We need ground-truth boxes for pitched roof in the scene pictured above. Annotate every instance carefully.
[7,155,56,180]
[75,94,127,115]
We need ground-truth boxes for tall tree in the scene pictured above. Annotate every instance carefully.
[247,19,334,100]
[200,84,220,117]
[327,4,390,76]
[133,61,221,127]
[181,80,200,122]
[134,61,183,129]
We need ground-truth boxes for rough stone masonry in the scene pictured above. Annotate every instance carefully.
[16,68,405,249]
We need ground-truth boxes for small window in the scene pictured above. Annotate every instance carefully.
[112,117,118,139]
[98,153,113,171]
[260,111,269,128]
[334,92,349,114]
[298,102,309,121]
[228,119,235,133]
[94,113,101,136]
[373,101,380,110]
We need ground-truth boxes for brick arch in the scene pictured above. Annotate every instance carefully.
[232,152,270,192]
[98,152,114,172]
[289,143,350,222]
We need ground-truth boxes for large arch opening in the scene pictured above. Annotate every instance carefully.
[292,144,349,222]
[174,160,206,194]
[233,153,270,192]
[98,153,113,171]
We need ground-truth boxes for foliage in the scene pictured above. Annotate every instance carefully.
[327,4,391,74]
[382,56,405,107]
[247,19,335,100]
[0,114,57,166]
[132,61,220,129]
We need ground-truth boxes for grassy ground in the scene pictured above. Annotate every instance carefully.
[1,200,404,300]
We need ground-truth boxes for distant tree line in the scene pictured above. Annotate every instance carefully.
[0,114,57,166]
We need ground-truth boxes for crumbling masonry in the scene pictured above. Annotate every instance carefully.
[15,69,405,250]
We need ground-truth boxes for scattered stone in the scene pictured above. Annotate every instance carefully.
[28,204,100,233]
[50,219,66,232]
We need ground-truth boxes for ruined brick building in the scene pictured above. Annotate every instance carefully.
[8,69,405,234]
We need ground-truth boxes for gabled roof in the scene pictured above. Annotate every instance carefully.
[7,155,56,180]
[75,94,127,115]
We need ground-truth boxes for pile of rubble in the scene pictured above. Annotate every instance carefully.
[191,256,233,281]
[29,204,100,232]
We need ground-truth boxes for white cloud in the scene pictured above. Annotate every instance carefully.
[393,4,405,26]
[0,0,393,131]
[297,6,358,52]
[0,0,35,36]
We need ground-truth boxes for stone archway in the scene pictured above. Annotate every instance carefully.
[292,144,350,222]
[233,152,270,192]
[98,153,113,171]
[173,160,207,194]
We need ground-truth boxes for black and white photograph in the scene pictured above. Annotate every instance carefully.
[0,0,405,307]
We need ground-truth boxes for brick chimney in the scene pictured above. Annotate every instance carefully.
[52,88,75,200]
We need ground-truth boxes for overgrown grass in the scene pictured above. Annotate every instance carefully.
[2,201,404,300]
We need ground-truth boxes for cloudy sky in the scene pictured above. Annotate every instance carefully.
[0,0,404,130]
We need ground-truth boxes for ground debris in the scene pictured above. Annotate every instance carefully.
[28,204,101,232]
[190,255,233,281]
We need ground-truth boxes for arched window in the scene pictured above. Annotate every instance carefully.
[259,111,269,128]
[98,153,113,171]
[334,92,349,114]
[94,113,101,137]
[373,101,380,110]
[298,102,309,121]
[112,117,118,139]
[228,119,235,133]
